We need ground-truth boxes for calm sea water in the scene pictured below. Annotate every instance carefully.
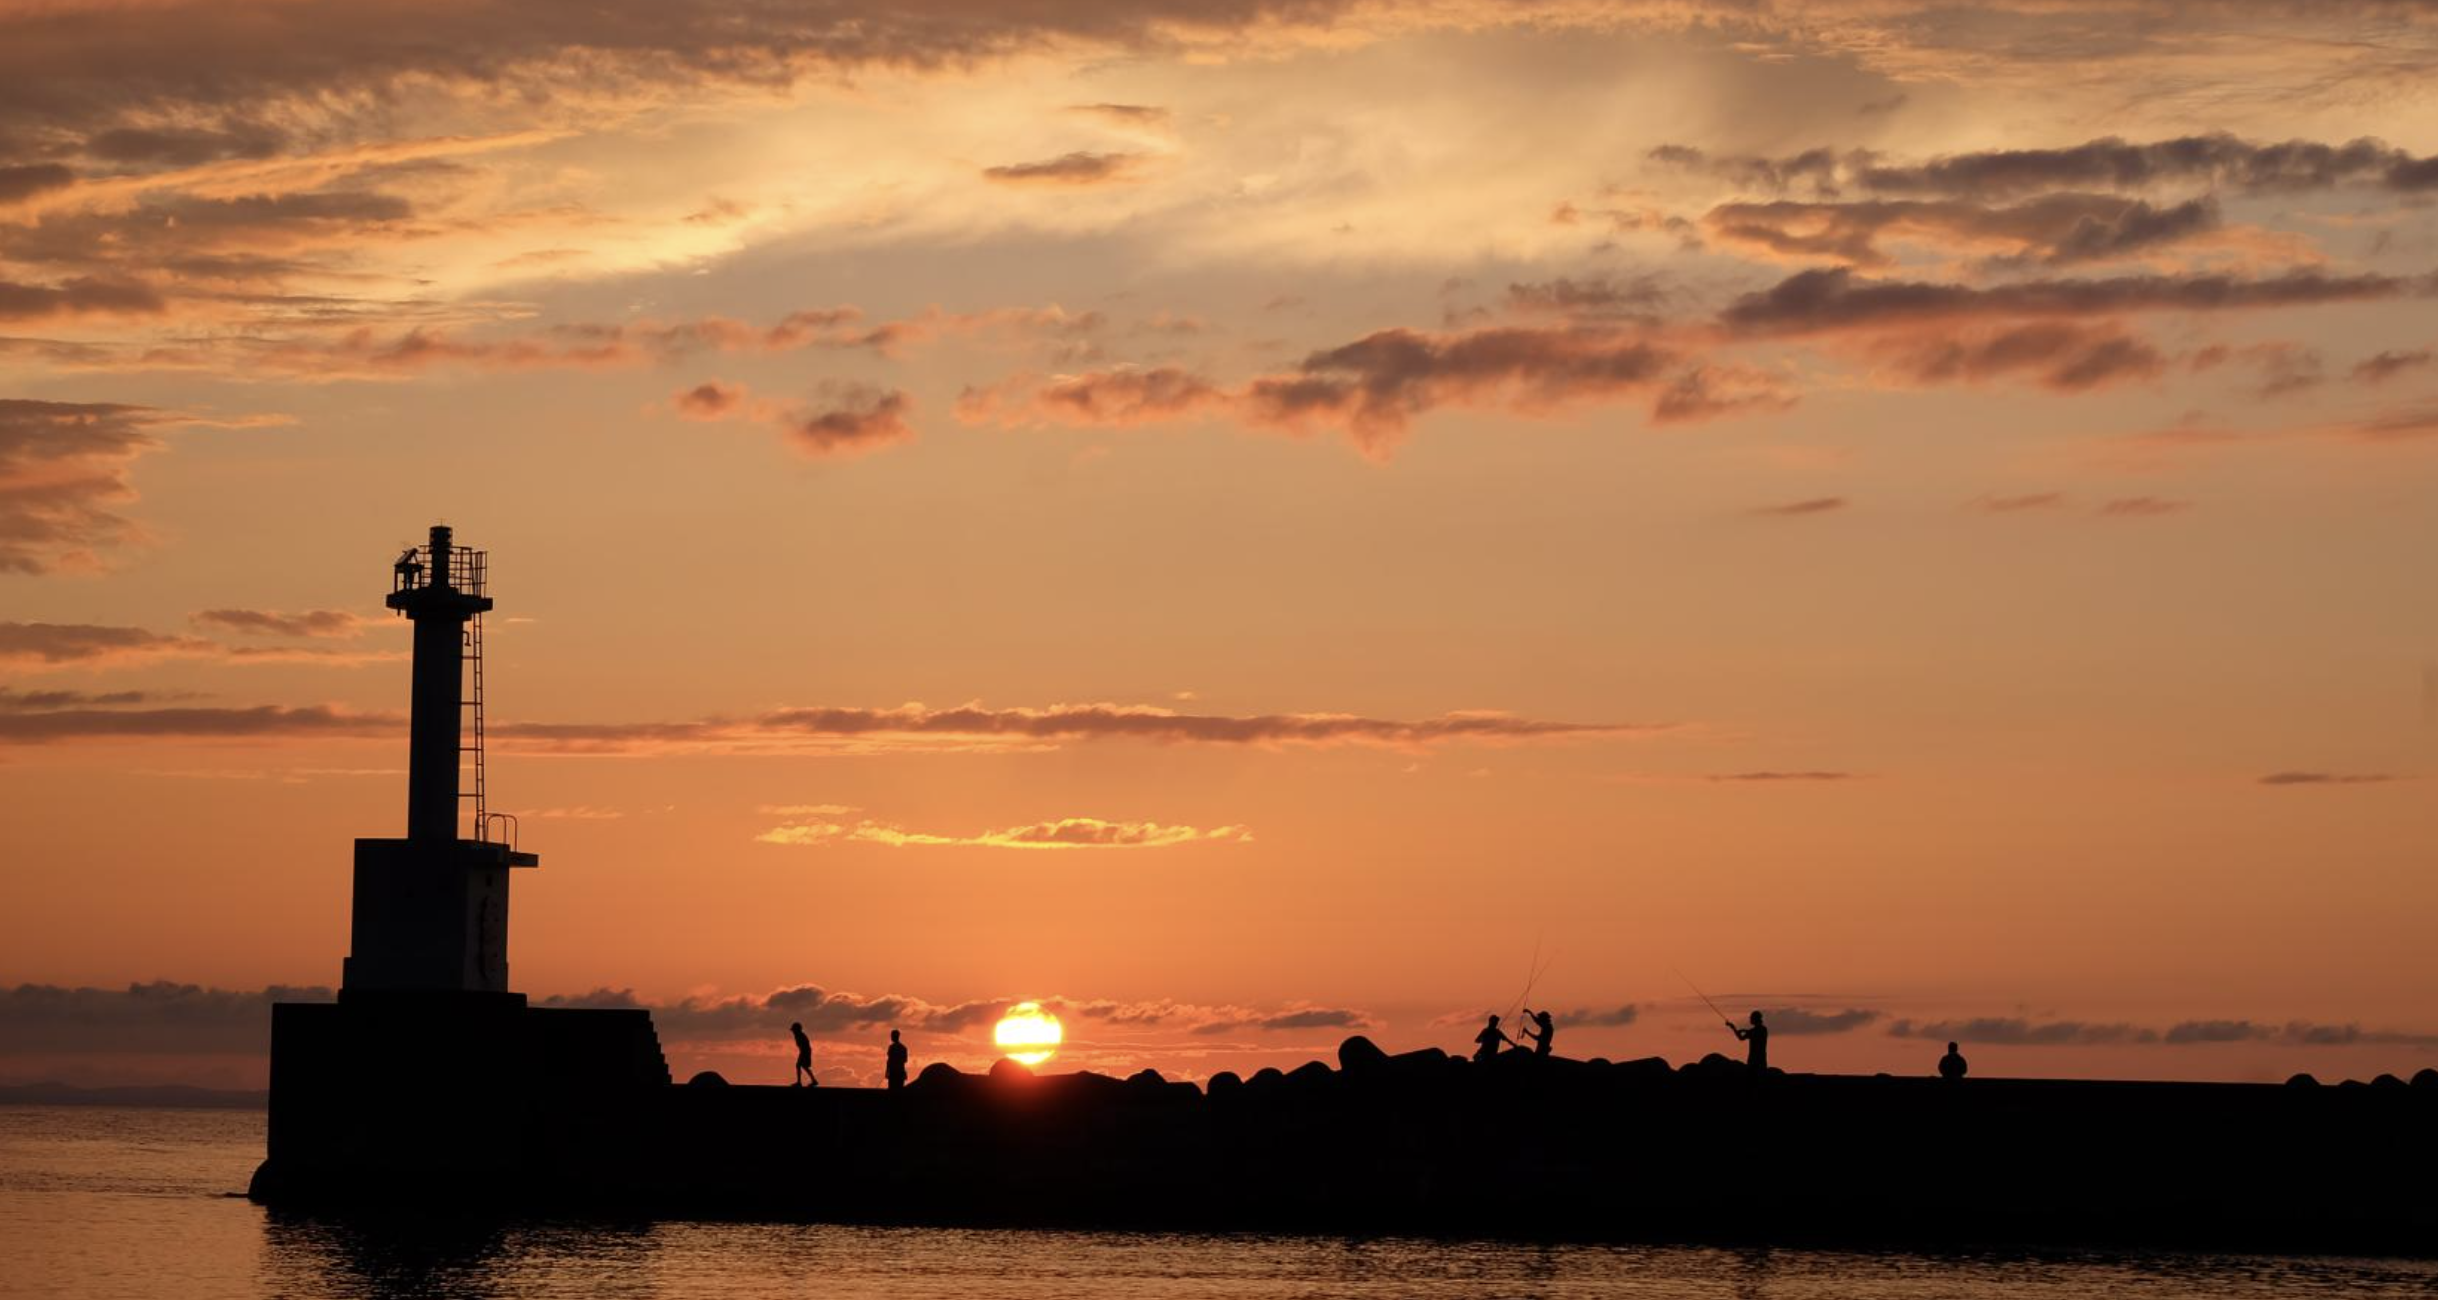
[4,1104,2435,1299]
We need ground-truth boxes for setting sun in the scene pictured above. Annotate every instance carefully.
[993,1003,1063,1067]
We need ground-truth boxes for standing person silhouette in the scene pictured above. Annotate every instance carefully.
[1520,1009,1556,1057]
[1938,1041,1969,1081]
[1474,1015,1514,1062]
[885,1029,909,1092]
[1729,1010,1769,1075]
[791,1022,816,1087]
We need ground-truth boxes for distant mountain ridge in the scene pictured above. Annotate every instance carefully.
[0,1081,266,1109]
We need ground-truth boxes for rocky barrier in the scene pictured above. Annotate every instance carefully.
[253,1028,2438,1255]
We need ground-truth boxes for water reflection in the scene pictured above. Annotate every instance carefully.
[31,1107,2438,1299]
[246,1216,2438,1300]
[260,1212,660,1300]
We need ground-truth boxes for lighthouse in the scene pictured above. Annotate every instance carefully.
[341,524,538,999]
[252,522,664,1206]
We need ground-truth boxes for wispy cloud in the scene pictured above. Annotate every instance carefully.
[498,701,1674,755]
[190,608,372,639]
[1652,134,2438,200]
[2096,496,2190,517]
[1888,1016,2157,1045]
[1750,496,1848,517]
[981,151,1150,187]
[1764,1007,1881,1035]
[0,400,163,574]
[0,703,400,744]
[757,814,1251,850]
[0,621,398,670]
[1892,1014,2438,1049]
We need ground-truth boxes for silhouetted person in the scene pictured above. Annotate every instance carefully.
[791,1022,816,1087]
[885,1029,909,1091]
[1474,1015,1514,1061]
[1521,1008,1555,1057]
[1939,1041,1968,1081]
[1730,1010,1769,1073]
[393,548,422,588]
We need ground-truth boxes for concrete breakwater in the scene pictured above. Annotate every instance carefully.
[251,1031,2438,1255]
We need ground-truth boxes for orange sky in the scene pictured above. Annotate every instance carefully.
[2,0,2436,1091]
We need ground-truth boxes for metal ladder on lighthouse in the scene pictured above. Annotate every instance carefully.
[462,611,486,842]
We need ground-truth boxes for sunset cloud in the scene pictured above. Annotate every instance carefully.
[1868,321,2167,392]
[0,164,76,204]
[0,399,165,574]
[0,621,216,666]
[498,701,1671,755]
[2351,349,2433,385]
[1249,326,1678,450]
[2257,771,2407,786]
[1887,1017,2156,1045]
[0,981,330,1056]
[22,304,1105,381]
[1656,133,2438,199]
[1065,103,1172,129]
[784,386,914,457]
[0,277,165,321]
[1749,496,1846,517]
[544,985,1366,1044]
[0,621,397,670]
[958,366,1228,428]
[1891,1015,2438,1049]
[2096,496,2190,517]
[981,151,1148,187]
[1188,1006,1367,1035]
[757,815,1252,850]
[1970,492,2068,513]
[0,693,1663,752]
[0,703,400,744]
[1703,195,2224,268]
[1504,274,1673,319]
[673,380,916,457]
[671,380,746,419]
[0,686,181,712]
[1763,1007,1880,1035]
[1719,267,2418,337]
[190,609,371,639]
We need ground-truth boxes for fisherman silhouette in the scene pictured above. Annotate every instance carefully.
[791,1022,816,1087]
[1729,1010,1769,1074]
[1939,1041,1968,1081]
[1474,1015,1514,1062]
[1520,1008,1556,1057]
[885,1029,909,1091]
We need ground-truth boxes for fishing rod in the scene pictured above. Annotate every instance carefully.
[1673,965,1737,1030]
[1501,939,1554,1027]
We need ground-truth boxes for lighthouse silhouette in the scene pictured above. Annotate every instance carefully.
[342,524,539,997]
[255,523,665,1205]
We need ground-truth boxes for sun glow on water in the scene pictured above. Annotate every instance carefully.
[993,1002,1062,1066]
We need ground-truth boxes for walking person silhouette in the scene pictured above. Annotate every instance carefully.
[885,1029,909,1092]
[791,1022,817,1087]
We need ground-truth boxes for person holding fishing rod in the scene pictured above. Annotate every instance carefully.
[1729,1010,1769,1075]
[1677,968,1769,1078]
[1518,1008,1556,1057]
[1473,1014,1515,1062]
